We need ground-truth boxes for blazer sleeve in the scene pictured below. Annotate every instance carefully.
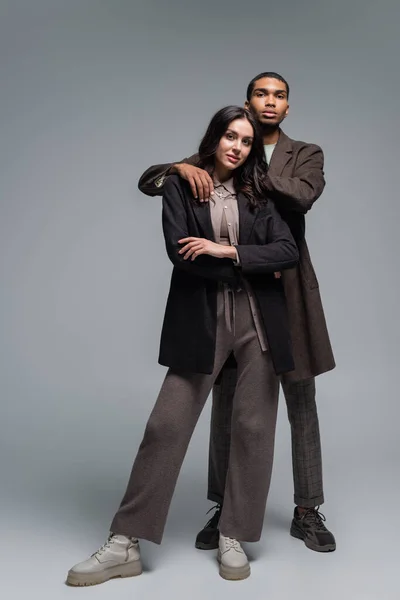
[265,144,325,214]
[235,201,299,275]
[162,176,239,284]
[138,154,200,197]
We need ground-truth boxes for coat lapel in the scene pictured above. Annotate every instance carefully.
[268,129,293,176]
[238,193,259,244]
[191,200,216,242]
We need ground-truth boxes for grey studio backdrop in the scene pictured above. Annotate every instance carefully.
[0,1,398,599]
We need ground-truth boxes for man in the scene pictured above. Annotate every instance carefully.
[138,72,336,553]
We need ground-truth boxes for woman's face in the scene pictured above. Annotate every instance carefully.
[215,118,254,175]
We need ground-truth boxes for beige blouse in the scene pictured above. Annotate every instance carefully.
[210,178,268,352]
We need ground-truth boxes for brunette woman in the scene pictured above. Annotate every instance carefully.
[67,106,298,585]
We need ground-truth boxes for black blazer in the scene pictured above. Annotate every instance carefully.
[158,175,299,375]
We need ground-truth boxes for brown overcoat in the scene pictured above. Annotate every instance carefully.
[138,130,335,381]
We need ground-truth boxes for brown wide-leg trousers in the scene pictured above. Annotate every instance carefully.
[208,372,324,508]
[110,289,280,544]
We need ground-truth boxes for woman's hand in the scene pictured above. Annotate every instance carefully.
[178,237,236,261]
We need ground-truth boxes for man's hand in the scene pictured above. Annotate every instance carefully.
[274,272,281,279]
[178,237,236,260]
[172,164,214,202]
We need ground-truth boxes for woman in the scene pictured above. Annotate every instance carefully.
[67,106,299,585]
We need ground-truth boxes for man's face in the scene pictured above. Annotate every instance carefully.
[245,77,289,128]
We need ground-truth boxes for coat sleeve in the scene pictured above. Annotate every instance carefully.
[162,176,240,284]
[235,201,299,275]
[138,154,200,197]
[265,144,325,214]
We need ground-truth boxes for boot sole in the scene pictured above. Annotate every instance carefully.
[217,550,250,581]
[195,539,219,550]
[290,521,336,553]
[66,559,143,587]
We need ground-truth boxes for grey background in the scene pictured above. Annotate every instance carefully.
[1,0,398,598]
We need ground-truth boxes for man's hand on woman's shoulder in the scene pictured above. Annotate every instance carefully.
[171,163,214,202]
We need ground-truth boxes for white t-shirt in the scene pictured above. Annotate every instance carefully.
[264,143,276,165]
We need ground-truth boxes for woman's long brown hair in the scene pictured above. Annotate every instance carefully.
[197,105,269,207]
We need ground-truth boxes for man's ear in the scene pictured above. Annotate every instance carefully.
[244,100,250,109]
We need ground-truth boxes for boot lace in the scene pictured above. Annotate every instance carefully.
[204,504,222,529]
[223,536,242,552]
[91,533,115,557]
[302,506,327,531]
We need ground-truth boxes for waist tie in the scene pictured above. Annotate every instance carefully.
[223,284,237,337]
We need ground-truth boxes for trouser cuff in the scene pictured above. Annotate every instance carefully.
[294,493,324,508]
[207,491,224,505]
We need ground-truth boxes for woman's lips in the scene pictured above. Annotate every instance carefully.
[226,154,240,163]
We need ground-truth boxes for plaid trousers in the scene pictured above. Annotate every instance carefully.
[208,366,324,508]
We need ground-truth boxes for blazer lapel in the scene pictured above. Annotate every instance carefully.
[191,200,216,241]
[268,129,293,176]
[238,193,259,244]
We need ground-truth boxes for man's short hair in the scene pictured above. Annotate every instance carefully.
[246,72,290,101]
